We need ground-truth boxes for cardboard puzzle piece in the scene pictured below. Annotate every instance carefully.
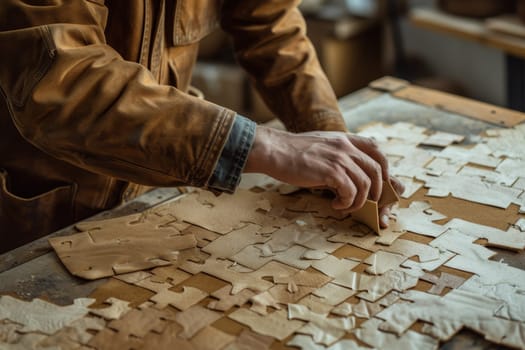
[174,305,222,339]
[249,291,282,315]
[208,285,256,312]
[445,254,525,290]
[418,172,523,210]
[287,334,371,350]
[149,265,192,285]
[108,307,167,338]
[50,216,197,279]
[483,123,525,159]
[445,218,525,251]
[233,244,313,270]
[420,272,466,295]
[223,329,274,350]
[356,270,419,302]
[180,258,274,294]
[161,189,291,234]
[150,286,208,310]
[273,270,332,288]
[460,276,525,323]
[437,143,501,168]
[350,299,383,319]
[88,327,144,350]
[382,238,440,262]
[312,283,356,306]
[364,251,407,275]
[420,131,465,147]
[384,201,448,239]
[354,318,439,350]
[430,228,496,260]
[357,122,429,144]
[89,298,131,321]
[267,284,315,306]
[288,303,355,346]
[190,326,236,350]
[377,289,525,349]
[400,250,455,277]
[0,296,94,335]
[0,320,23,344]
[203,223,269,259]
[39,316,106,348]
[228,309,304,341]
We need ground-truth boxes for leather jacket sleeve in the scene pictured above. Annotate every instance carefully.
[0,1,235,188]
[221,0,348,133]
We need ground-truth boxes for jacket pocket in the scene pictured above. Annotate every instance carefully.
[0,170,76,252]
[171,0,222,45]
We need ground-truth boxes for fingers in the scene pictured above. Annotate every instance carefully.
[326,170,357,210]
[379,205,392,228]
[390,176,406,197]
[349,151,383,202]
[348,135,390,180]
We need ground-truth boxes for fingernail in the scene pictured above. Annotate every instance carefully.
[381,214,389,225]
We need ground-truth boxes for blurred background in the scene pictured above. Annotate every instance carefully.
[192,0,525,123]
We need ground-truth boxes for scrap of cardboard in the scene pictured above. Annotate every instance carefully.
[49,212,197,280]
[351,180,399,234]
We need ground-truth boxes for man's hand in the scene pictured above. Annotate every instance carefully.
[244,126,405,228]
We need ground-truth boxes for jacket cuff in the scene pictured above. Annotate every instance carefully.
[208,114,256,193]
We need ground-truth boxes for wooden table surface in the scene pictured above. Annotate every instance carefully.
[1,77,524,350]
[409,7,525,59]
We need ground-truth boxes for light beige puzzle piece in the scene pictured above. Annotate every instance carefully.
[250,291,282,315]
[89,298,131,320]
[312,283,356,306]
[420,131,465,147]
[149,265,192,285]
[161,189,291,234]
[174,305,222,339]
[0,296,94,335]
[311,255,360,289]
[430,228,496,260]
[364,251,407,275]
[39,316,106,347]
[418,172,523,210]
[287,334,370,350]
[268,284,315,305]
[350,299,383,319]
[180,258,274,294]
[383,201,448,239]
[50,215,197,279]
[203,223,269,259]
[228,309,304,341]
[223,329,274,350]
[288,303,356,346]
[191,326,236,350]
[107,307,168,338]
[208,285,256,312]
[274,270,332,288]
[377,289,525,349]
[437,143,501,168]
[420,272,466,295]
[445,218,525,250]
[382,238,440,263]
[357,270,419,302]
[233,244,313,270]
[150,286,208,310]
[355,317,439,350]
[0,320,22,343]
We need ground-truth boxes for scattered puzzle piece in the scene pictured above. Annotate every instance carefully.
[150,286,208,310]
[228,309,304,341]
[0,296,94,335]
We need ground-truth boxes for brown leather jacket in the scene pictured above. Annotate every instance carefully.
[0,0,346,251]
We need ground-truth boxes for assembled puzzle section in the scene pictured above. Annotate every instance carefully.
[2,121,525,349]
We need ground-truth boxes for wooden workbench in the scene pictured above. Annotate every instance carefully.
[1,77,524,349]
